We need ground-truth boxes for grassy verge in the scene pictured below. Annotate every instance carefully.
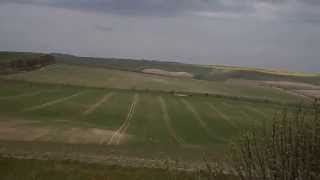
[0,157,200,180]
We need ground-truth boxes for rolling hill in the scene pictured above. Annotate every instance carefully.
[3,63,304,104]
[0,51,318,176]
[53,53,320,84]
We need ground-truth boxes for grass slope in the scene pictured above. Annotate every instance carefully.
[0,80,278,149]
[210,65,319,77]
[0,157,238,180]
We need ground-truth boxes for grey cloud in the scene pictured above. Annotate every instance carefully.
[0,2,320,72]
[300,0,320,6]
[94,25,114,32]
[48,0,252,16]
[1,0,320,25]
[1,0,319,19]
[0,0,256,16]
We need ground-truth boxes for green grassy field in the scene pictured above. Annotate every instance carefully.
[0,80,278,152]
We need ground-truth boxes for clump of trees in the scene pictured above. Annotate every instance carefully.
[230,100,320,180]
[0,54,55,74]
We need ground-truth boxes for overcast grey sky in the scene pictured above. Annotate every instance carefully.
[0,0,319,72]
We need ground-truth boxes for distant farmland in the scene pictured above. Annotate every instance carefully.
[4,64,304,103]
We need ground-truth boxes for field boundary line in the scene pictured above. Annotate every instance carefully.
[206,102,237,128]
[108,94,139,145]
[83,92,115,115]
[158,96,185,145]
[23,91,86,112]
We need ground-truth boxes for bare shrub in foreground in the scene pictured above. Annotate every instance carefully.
[230,101,320,180]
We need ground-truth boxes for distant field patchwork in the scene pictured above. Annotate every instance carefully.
[3,64,304,103]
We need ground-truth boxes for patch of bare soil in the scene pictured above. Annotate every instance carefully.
[174,93,189,97]
[0,120,130,145]
[142,68,194,78]
[55,128,120,144]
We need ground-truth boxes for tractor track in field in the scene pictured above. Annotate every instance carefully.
[23,91,86,112]
[180,99,212,136]
[158,96,185,145]
[239,109,262,127]
[222,102,261,127]
[205,102,237,128]
[221,102,231,108]
[83,92,115,115]
[108,94,139,145]
[244,105,268,119]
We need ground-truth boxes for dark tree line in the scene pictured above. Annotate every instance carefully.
[0,55,55,73]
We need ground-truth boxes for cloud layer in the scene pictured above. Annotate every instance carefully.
[1,0,319,21]
[0,0,319,72]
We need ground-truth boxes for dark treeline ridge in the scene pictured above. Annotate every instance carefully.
[0,52,55,74]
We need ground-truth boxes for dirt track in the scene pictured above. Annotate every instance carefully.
[83,92,114,115]
[108,94,139,145]
[23,91,85,112]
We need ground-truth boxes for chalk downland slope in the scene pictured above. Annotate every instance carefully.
[3,64,304,103]
[53,53,320,84]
